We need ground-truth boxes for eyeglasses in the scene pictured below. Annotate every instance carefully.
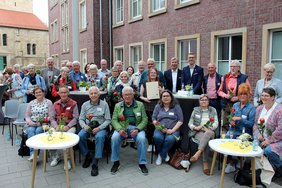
[261,95,270,98]
[230,66,239,68]
[200,99,209,102]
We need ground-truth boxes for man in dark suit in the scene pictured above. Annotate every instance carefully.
[181,52,203,95]
[164,57,182,93]
[41,57,60,101]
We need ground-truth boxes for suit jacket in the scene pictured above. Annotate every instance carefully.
[182,65,203,95]
[164,69,182,92]
[41,67,60,88]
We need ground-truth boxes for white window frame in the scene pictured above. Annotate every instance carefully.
[148,0,167,17]
[129,42,143,71]
[79,0,87,31]
[174,0,200,9]
[114,45,124,62]
[129,0,142,22]
[113,0,124,27]
[175,34,200,69]
[149,38,167,72]
[50,20,58,43]
[80,48,88,72]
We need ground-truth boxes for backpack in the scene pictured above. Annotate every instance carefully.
[234,168,266,188]
[18,133,30,157]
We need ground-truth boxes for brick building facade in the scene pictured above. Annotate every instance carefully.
[112,0,282,87]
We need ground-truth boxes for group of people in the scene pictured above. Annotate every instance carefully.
[1,53,281,179]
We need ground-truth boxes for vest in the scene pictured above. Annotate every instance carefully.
[54,98,77,126]
[192,106,217,127]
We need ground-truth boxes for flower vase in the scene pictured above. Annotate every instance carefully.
[59,131,64,139]
[79,87,86,92]
[47,134,53,141]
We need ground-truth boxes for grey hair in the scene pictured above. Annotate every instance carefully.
[119,71,129,79]
[27,64,35,69]
[89,64,98,70]
[263,63,276,73]
[199,94,209,101]
[122,86,134,94]
[47,57,54,62]
[147,58,155,63]
[13,64,20,68]
[89,86,100,93]
[230,60,241,67]
[60,66,69,72]
[72,61,80,66]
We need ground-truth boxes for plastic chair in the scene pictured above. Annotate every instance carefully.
[11,103,28,146]
[2,99,19,143]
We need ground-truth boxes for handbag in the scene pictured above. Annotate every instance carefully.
[234,169,266,188]
[169,149,190,170]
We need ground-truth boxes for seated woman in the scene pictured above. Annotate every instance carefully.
[224,83,256,173]
[188,94,218,175]
[253,87,282,177]
[25,87,55,161]
[114,71,132,97]
[87,64,103,89]
[152,90,183,165]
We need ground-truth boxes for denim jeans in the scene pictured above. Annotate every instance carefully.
[27,126,43,155]
[264,145,282,168]
[78,128,106,159]
[111,125,147,164]
[153,129,175,159]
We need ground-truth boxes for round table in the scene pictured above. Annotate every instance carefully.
[26,132,79,188]
[209,139,263,188]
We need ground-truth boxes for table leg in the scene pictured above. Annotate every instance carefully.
[251,157,256,188]
[63,149,70,188]
[43,150,47,172]
[220,155,227,188]
[210,151,217,175]
[31,150,38,188]
[70,147,76,172]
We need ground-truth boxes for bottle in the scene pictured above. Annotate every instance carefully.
[252,136,258,151]
[181,83,184,91]
[242,127,245,134]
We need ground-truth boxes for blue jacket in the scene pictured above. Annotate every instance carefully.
[181,65,204,95]
[69,71,87,84]
[22,74,46,102]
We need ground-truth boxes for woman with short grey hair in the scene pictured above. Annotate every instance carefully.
[254,63,282,107]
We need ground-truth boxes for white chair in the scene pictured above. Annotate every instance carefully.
[12,103,28,146]
[2,100,19,143]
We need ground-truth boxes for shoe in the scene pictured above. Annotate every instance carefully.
[121,141,128,148]
[50,157,61,167]
[111,161,120,175]
[27,154,34,161]
[82,153,92,168]
[156,154,162,165]
[236,158,245,169]
[91,164,99,176]
[64,160,71,171]
[147,145,153,152]
[225,163,236,173]
[165,154,170,162]
[203,162,210,176]
[139,164,148,175]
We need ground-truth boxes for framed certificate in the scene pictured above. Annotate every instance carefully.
[146,81,160,100]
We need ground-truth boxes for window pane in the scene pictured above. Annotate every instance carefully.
[218,60,229,76]
[272,61,282,80]
[178,39,197,69]
[218,37,229,61]
[3,34,7,46]
[32,44,36,55]
[231,35,242,60]
[27,44,31,55]
[272,31,282,59]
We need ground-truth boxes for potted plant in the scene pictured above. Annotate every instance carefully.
[79,81,89,92]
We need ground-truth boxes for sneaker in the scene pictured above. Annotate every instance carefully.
[111,161,120,175]
[225,163,236,173]
[165,154,170,162]
[147,145,153,152]
[91,164,99,176]
[27,154,34,161]
[139,164,148,175]
[64,160,71,171]
[156,154,162,165]
[82,153,92,168]
[50,157,61,167]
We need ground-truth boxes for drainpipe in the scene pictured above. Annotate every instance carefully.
[99,0,103,61]
[109,0,112,68]
[72,0,79,61]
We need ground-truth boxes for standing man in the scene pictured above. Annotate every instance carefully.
[98,59,111,78]
[114,60,123,74]
[78,86,111,176]
[181,52,203,95]
[69,61,87,87]
[203,63,222,133]
[164,57,182,93]
[218,60,251,127]
[110,86,148,175]
[131,60,146,88]
[66,61,73,71]
[41,57,60,101]
[50,86,79,170]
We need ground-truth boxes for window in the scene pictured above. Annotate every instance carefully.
[175,0,200,9]
[80,0,87,31]
[113,0,124,25]
[114,46,124,62]
[176,36,198,69]
[61,0,69,52]
[217,35,242,75]
[211,28,247,75]
[130,0,142,21]
[129,43,142,71]
[27,43,31,55]
[50,20,58,43]
[270,30,282,80]
[2,34,7,46]
[80,49,87,71]
[51,54,60,68]
[32,44,36,55]
[149,39,167,71]
[61,0,68,27]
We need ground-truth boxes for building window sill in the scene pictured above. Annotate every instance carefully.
[148,8,167,18]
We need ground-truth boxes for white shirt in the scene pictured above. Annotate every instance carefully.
[259,102,278,137]
[189,64,195,77]
[171,69,178,93]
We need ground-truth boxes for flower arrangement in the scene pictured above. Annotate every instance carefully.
[102,74,109,90]
[185,85,192,91]
[79,81,89,87]
[227,107,236,124]
[119,115,129,131]
[86,114,99,133]
[155,121,166,130]
[204,117,215,128]
[36,116,49,126]
[58,113,68,131]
